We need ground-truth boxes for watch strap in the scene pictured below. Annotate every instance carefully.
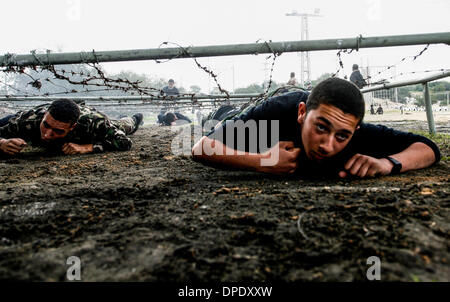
[386,156,402,174]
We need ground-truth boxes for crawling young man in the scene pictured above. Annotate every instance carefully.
[0,99,143,156]
[191,78,440,178]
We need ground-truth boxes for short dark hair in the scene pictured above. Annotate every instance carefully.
[352,64,359,70]
[168,79,175,83]
[164,112,177,124]
[306,77,365,124]
[48,99,80,125]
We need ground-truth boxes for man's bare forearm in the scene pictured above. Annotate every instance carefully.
[389,142,436,172]
[192,136,265,172]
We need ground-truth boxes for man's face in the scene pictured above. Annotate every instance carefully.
[168,81,174,88]
[297,103,359,162]
[40,112,76,142]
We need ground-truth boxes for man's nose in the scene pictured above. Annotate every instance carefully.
[320,135,334,154]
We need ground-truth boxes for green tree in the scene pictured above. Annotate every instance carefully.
[189,85,202,94]
[234,83,264,94]
[311,73,334,86]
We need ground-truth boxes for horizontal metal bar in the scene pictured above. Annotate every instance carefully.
[1,32,449,66]
[0,94,260,102]
[2,72,449,104]
[361,71,450,93]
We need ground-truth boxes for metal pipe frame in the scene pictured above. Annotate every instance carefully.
[1,32,449,67]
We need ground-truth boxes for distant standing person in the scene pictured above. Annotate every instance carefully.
[350,64,367,89]
[377,105,384,115]
[162,79,180,96]
[161,79,180,114]
[287,72,298,86]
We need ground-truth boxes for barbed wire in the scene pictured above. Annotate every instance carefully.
[371,68,450,84]
[331,43,440,87]
[363,44,431,83]
[155,41,233,98]
[261,40,281,97]
[1,61,202,99]
[331,48,355,78]
[1,43,270,101]
[1,39,447,102]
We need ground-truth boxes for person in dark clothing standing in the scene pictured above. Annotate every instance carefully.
[377,105,384,115]
[160,79,180,114]
[350,64,367,89]
[162,79,180,96]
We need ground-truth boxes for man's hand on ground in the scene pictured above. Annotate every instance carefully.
[339,154,394,178]
[0,138,27,155]
[62,143,93,155]
[260,141,301,175]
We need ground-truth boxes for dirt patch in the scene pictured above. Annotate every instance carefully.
[0,122,448,281]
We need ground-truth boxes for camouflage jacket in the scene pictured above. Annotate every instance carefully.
[0,103,132,153]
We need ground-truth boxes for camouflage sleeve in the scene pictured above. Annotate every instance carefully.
[0,112,27,139]
[90,118,133,152]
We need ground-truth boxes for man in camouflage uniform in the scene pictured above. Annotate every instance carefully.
[0,99,143,155]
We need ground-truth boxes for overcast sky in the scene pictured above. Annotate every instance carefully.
[1,0,449,93]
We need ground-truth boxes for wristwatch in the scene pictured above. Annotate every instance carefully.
[386,156,402,174]
[92,144,104,153]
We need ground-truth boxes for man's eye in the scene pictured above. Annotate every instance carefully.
[316,124,326,131]
[43,122,50,128]
[336,134,349,141]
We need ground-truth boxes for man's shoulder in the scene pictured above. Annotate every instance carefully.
[352,123,408,143]
[76,105,108,125]
[232,90,308,121]
[261,90,309,111]
[78,105,103,117]
[14,104,48,124]
[355,123,387,134]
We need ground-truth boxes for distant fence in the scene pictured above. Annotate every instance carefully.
[2,71,449,133]
[361,71,450,134]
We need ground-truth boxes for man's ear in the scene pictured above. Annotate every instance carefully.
[297,102,307,125]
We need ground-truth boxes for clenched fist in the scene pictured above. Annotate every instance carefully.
[339,154,394,178]
[0,138,27,155]
[260,141,301,175]
[62,143,93,155]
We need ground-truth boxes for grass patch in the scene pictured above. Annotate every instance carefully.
[411,131,449,162]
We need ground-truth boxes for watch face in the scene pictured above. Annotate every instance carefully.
[387,157,402,174]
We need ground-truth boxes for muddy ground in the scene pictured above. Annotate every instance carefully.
[0,121,448,282]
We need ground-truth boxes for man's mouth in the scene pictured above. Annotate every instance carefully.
[311,151,326,161]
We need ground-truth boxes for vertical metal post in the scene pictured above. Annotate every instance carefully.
[3,73,6,95]
[423,82,436,134]
[393,66,398,102]
[304,16,311,85]
[300,16,306,87]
